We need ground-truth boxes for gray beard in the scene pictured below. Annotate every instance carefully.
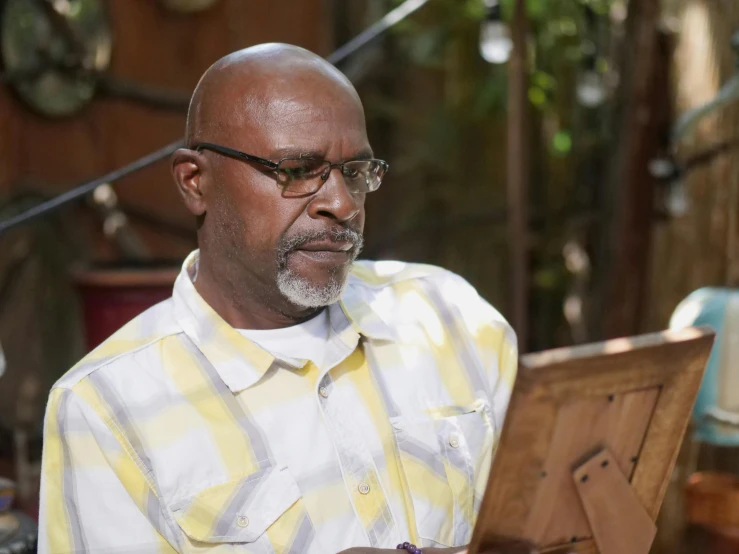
[276,266,347,308]
[275,227,364,308]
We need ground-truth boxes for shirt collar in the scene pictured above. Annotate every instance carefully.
[172,251,275,393]
[172,250,393,393]
[339,281,395,342]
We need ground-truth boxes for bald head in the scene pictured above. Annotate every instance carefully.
[172,43,376,327]
[185,43,363,146]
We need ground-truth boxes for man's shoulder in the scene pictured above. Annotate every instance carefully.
[348,259,513,337]
[53,297,181,391]
[348,259,456,289]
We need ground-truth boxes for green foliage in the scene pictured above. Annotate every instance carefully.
[472,72,509,116]
[390,0,616,116]
[552,129,573,155]
[363,0,622,346]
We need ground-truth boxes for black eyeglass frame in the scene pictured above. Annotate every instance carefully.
[192,142,389,192]
[194,142,280,170]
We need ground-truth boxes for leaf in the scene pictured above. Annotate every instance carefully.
[529,86,548,107]
[532,70,556,90]
[552,130,573,156]
[462,0,486,20]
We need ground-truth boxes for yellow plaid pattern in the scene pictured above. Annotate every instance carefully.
[39,251,517,553]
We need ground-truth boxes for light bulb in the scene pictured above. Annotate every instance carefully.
[576,70,606,107]
[667,180,689,217]
[480,21,513,64]
[648,157,677,180]
[479,3,512,65]
[93,183,117,209]
[564,295,583,324]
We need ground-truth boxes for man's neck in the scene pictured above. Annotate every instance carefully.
[194,254,321,330]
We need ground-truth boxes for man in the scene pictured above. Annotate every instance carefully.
[39,44,520,554]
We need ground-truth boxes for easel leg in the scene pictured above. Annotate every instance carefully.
[572,448,657,554]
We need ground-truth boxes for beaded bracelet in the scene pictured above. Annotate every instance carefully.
[396,542,423,554]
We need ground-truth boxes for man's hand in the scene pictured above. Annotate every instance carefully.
[339,537,539,554]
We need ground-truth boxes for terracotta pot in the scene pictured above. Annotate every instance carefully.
[686,471,739,547]
[72,264,179,351]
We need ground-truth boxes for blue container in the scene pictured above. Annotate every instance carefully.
[670,288,739,446]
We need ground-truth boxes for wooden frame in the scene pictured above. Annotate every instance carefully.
[469,327,715,554]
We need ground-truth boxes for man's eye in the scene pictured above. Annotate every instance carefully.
[285,167,310,176]
[279,159,325,178]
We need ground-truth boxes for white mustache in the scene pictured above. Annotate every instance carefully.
[276,228,364,266]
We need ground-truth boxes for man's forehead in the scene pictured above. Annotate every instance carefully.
[263,95,364,126]
[224,90,369,153]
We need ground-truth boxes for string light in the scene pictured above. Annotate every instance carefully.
[648,156,690,218]
[576,45,606,108]
[479,0,512,64]
[666,180,689,217]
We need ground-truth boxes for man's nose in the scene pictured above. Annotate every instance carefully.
[306,167,363,223]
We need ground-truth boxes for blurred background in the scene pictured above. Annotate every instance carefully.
[0,0,738,552]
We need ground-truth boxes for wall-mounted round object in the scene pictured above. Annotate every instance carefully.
[159,0,220,13]
[1,0,113,118]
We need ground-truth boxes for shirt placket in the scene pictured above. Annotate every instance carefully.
[314,361,397,547]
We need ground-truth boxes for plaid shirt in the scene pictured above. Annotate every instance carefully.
[39,251,517,554]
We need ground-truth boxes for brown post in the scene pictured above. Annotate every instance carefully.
[507,0,530,349]
[601,0,665,339]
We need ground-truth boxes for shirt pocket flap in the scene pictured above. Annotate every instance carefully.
[170,465,301,544]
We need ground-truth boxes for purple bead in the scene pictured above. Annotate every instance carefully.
[396,541,423,553]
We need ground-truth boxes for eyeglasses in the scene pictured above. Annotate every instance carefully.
[193,142,389,196]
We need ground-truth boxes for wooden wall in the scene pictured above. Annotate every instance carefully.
[0,0,332,428]
[647,0,739,330]
[648,2,739,550]
[0,0,333,260]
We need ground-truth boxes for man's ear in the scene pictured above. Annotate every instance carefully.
[171,148,207,216]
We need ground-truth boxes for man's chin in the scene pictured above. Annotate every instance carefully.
[276,258,352,309]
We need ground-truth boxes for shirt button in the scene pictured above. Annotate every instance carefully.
[449,436,460,448]
[237,516,249,528]
[358,482,370,495]
[319,386,329,398]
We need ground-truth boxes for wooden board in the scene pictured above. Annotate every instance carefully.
[524,388,659,545]
[468,327,715,554]
[573,449,656,554]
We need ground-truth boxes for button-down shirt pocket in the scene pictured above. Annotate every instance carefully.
[390,397,494,547]
[170,465,313,552]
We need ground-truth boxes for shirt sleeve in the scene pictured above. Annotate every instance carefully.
[432,270,519,432]
[38,386,180,554]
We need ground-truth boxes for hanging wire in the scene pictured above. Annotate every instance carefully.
[327,0,429,65]
[0,140,185,235]
[0,0,430,237]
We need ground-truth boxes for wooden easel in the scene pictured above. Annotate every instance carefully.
[468,327,715,554]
